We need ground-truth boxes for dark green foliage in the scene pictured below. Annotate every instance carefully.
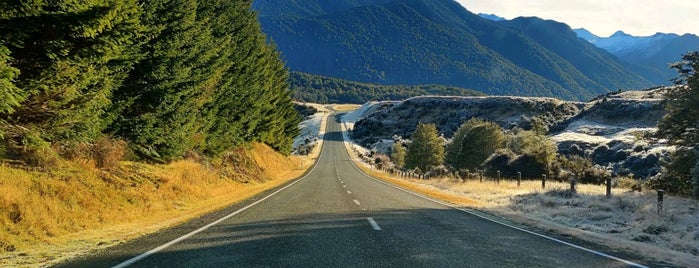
[0,45,23,116]
[405,123,444,172]
[656,51,699,195]
[1,0,301,164]
[255,0,653,100]
[290,72,484,104]
[112,0,214,161]
[294,104,318,118]
[648,149,696,195]
[657,51,699,149]
[508,130,558,174]
[0,0,144,145]
[446,119,505,171]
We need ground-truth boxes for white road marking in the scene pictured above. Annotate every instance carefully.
[345,143,648,268]
[343,185,347,188]
[347,190,352,194]
[353,199,361,206]
[110,117,333,268]
[367,217,382,231]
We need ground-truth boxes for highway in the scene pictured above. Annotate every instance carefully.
[58,114,651,267]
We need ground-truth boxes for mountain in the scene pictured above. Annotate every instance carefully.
[477,13,505,21]
[253,0,653,101]
[574,29,699,84]
[496,17,650,93]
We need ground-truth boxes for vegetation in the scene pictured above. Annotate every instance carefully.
[256,0,653,100]
[446,119,505,171]
[391,142,406,168]
[0,0,300,165]
[290,72,484,104]
[656,51,699,197]
[405,123,444,172]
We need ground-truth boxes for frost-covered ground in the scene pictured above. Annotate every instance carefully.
[292,104,330,155]
[339,89,699,266]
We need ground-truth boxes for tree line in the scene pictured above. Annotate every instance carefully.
[0,0,300,165]
[389,52,698,198]
[290,72,484,104]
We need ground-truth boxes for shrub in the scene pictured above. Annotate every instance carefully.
[693,151,699,199]
[93,137,127,170]
[21,132,61,169]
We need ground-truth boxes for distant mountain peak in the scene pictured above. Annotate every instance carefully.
[477,13,505,21]
[610,30,630,38]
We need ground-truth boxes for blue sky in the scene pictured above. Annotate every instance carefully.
[458,0,698,37]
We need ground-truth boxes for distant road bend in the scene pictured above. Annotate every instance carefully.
[59,113,652,267]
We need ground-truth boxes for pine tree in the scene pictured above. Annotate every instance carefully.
[406,123,444,172]
[391,142,406,168]
[0,45,22,116]
[112,0,220,161]
[657,51,699,149]
[0,0,144,145]
[656,51,699,194]
[692,151,699,199]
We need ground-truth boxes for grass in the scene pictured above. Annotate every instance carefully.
[342,141,699,267]
[0,142,315,267]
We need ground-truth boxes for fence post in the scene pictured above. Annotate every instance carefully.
[496,170,501,184]
[479,170,483,183]
[517,172,521,187]
[570,176,577,194]
[657,189,664,214]
[606,177,612,198]
[542,174,546,189]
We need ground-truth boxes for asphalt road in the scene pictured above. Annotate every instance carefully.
[58,114,654,267]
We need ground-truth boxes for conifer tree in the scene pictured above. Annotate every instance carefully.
[406,123,444,172]
[391,142,406,168]
[0,0,143,145]
[0,45,22,115]
[111,0,216,161]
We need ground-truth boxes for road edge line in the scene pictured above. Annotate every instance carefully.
[112,114,333,268]
[339,115,648,268]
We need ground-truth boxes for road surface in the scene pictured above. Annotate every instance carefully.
[59,114,654,267]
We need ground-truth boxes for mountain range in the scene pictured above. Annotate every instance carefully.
[252,0,654,101]
[573,29,699,85]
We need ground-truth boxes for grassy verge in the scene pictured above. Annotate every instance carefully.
[342,140,698,267]
[0,143,316,267]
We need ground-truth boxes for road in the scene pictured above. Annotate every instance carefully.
[59,114,652,267]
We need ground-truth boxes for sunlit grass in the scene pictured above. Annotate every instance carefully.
[0,143,313,267]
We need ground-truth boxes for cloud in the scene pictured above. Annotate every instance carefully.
[458,0,699,36]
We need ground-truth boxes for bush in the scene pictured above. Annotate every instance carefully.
[21,132,61,169]
[93,137,127,170]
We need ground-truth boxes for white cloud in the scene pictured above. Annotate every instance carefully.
[457,0,699,37]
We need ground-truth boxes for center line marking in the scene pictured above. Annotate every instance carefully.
[346,190,352,194]
[367,217,382,231]
[343,185,347,188]
[353,199,361,206]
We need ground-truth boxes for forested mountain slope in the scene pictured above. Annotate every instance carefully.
[254,0,653,100]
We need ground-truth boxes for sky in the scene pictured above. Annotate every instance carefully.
[457,0,699,37]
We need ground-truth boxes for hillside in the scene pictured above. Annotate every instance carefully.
[349,88,670,179]
[0,143,311,266]
[290,72,484,104]
[254,0,653,100]
[574,29,699,85]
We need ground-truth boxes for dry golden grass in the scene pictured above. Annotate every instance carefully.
[345,152,699,266]
[0,143,314,267]
[332,104,361,111]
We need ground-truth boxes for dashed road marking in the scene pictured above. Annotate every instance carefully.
[353,199,361,206]
[367,217,382,231]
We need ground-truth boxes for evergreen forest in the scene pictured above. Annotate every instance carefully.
[0,0,300,164]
